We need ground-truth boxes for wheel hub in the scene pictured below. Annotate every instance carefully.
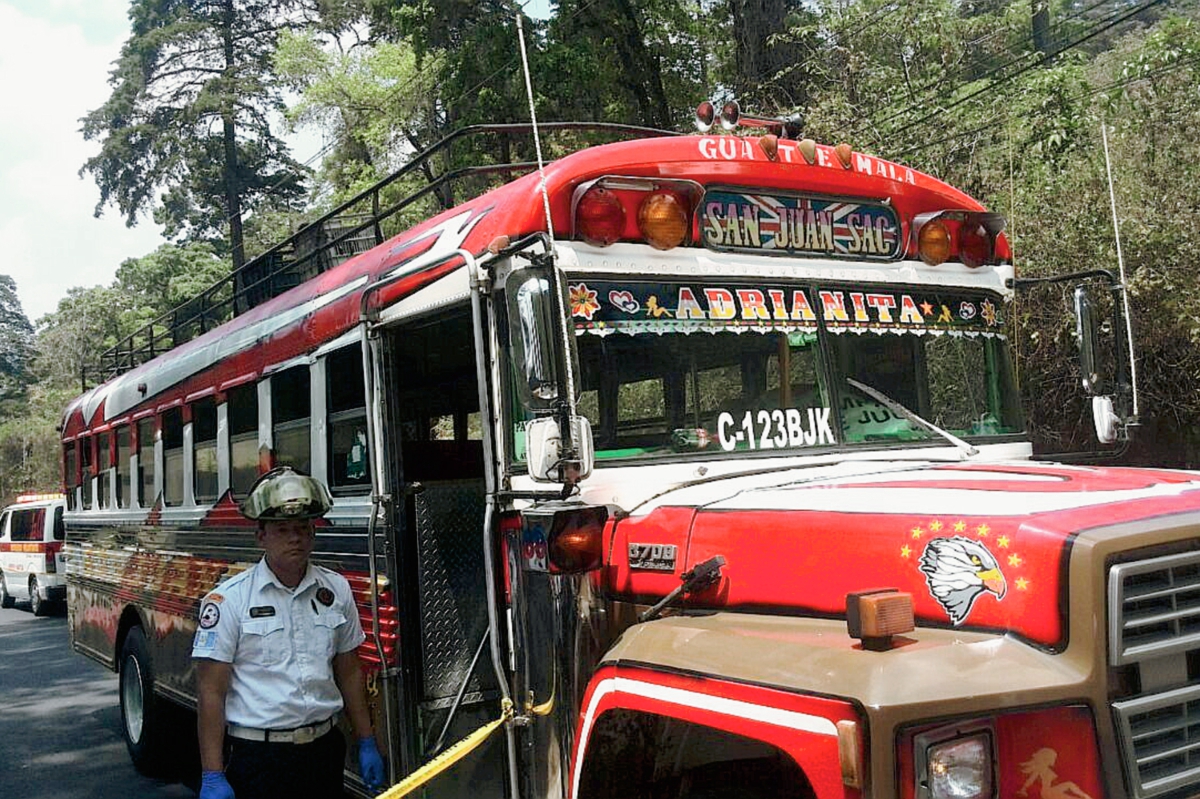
[121,657,145,742]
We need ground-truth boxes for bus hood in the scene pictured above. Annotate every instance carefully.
[605,461,1200,648]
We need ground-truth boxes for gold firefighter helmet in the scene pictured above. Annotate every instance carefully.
[239,467,334,521]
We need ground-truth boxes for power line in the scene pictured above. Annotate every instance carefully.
[872,0,1168,140]
[853,0,1152,141]
[898,46,1200,161]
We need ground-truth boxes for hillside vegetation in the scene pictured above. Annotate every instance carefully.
[2,0,1197,502]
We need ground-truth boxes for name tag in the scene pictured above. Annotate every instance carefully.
[249,605,276,618]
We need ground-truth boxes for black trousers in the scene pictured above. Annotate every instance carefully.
[226,728,346,799]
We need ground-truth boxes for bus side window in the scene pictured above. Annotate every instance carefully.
[0,511,9,540]
[116,425,131,509]
[327,347,370,492]
[137,417,156,508]
[193,397,218,504]
[53,505,64,541]
[163,408,184,507]
[80,435,93,510]
[98,431,112,509]
[227,384,258,498]
[64,442,77,511]
[272,366,311,474]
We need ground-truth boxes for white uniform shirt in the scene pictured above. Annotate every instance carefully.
[192,558,366,730]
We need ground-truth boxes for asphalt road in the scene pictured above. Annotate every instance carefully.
[0,601,196,798]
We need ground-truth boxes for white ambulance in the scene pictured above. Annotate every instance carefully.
[0,493,66,616]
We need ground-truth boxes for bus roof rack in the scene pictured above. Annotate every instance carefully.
[92,122,676,387]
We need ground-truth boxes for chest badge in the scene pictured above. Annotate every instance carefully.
[316,587,335,607]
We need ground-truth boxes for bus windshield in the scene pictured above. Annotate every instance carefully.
[512,278,1024,464]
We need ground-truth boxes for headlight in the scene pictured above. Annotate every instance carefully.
[925,732,993,799]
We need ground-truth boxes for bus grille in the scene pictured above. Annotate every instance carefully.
[1113,685,1200,798]
[1111,551,1200,798]
[1109,552,1200,666]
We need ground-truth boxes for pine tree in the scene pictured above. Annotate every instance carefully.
[80,0,313,269]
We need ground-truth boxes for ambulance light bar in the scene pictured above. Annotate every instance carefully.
[16,492,66,504]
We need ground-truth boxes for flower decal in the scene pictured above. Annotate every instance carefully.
[570,283,600,319]
[981,299,998,326]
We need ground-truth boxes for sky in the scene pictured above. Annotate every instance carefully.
[0,0,168,323]
[0,0,551,325]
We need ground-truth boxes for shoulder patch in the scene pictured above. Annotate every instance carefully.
[199,602,221,629]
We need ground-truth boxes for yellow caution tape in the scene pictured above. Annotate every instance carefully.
[374,698,515,799]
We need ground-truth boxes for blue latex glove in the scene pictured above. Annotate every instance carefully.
[200,770,235,799]
[359,736,385,792]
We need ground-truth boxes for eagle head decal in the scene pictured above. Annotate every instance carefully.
[919,536,1007,625]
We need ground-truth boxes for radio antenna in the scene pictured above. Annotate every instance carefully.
[515,7,555,245]
[1101,123,1140,419]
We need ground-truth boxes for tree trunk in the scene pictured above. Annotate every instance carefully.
[601,0,672,129]
[1032,0,1052,59]
[221,0,245,271]
[731,0,808,111]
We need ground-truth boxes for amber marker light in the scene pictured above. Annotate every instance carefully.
[847,588,914,651]
[758,134,780,161]
[918,220,952,266]
[637,192,690,250]
[576,186,626,247]
[543,504,610,573]
[837,720,863,789]
[797,138,817,164]
[835,142,854,168]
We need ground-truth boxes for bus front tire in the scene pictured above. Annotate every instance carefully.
[120,626,171,775]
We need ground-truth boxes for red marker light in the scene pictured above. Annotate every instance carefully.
[959,222,992,268]
[576,186,625,247]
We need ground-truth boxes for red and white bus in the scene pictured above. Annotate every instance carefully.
[63,113,1200,799]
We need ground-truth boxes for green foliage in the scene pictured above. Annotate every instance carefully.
[35,243,229,392]
[79,0,313,265]
[21,0,1200,487]
[0,275,35,406]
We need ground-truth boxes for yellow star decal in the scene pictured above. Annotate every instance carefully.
[975,524,990,538]
[911,526,924,539]
[1016,577,1030,591]
[1007,553,1023,567]
[929,520,943,532]
[953,520,966,533]
[901,544,912,558]
[997,535,1010,548]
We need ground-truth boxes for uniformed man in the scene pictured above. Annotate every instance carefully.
[193,467,386,799]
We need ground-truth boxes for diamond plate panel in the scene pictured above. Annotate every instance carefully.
[415,479,495,701]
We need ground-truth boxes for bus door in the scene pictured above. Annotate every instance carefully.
[374,302,507,797]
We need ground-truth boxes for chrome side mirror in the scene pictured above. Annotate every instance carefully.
[526,416,594,483]
[1092,396,1120,444]
[508,270,562,411]
[1073,286,1103,395]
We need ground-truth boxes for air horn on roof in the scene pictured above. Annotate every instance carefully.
[695,99,803,140]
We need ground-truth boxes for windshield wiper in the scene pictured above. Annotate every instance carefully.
[846,378,979,458]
